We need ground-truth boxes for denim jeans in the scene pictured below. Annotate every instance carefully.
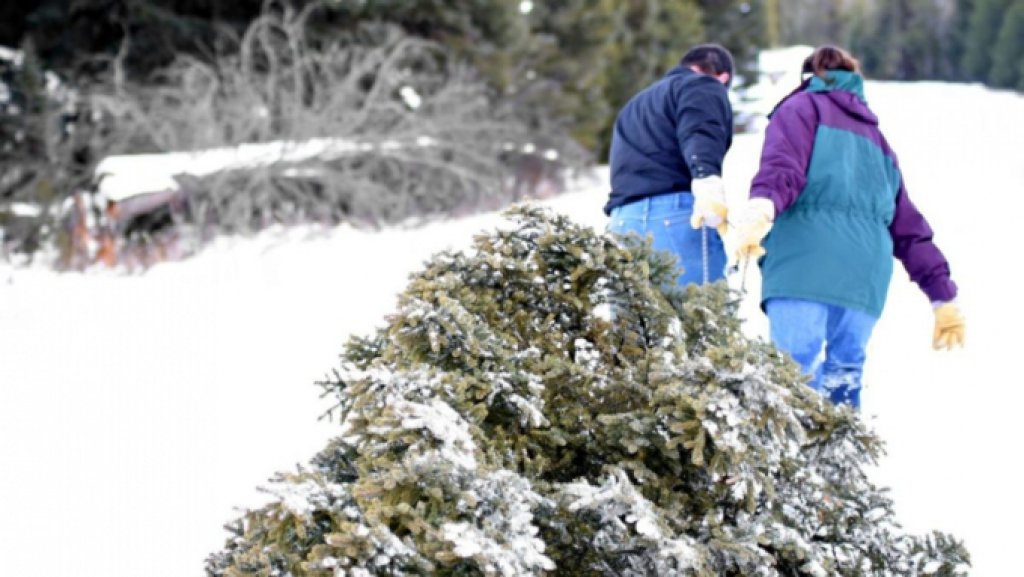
[765,297,878,409]
[607,192,726,287]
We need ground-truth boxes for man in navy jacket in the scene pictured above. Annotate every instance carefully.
[605,44,734,286]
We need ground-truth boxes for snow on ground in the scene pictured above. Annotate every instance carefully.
[1,79,1022,577]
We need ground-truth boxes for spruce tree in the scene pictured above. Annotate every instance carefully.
[323,0,530,93]
[296,0,605,164]
[697,0,766,85]
[861,0,911,79]
[946,0,976,81]
[207,206,971,576]
[596,0,704,159]
[765,0,781,47]
[497,0,619,156]
[776,0,847,48]
[0,39,102,263]
[862,0,956,80]
[0,41,56,254]
[1018,48,1024,90]
[845,0,963,82]
[903,0,958,80]
[846,1,881,75]
[962,0,1012,82]
[989,0,1024,89]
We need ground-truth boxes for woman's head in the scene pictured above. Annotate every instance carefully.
[802,45,861,79]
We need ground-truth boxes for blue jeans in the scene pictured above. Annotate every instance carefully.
[607,192,726,287]
[765,298,878,409]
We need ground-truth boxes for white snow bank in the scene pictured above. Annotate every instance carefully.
[96,137,381,202]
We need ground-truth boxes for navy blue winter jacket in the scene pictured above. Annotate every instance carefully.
[605,66,733,215]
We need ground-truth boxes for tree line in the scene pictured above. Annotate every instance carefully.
[0,0,765,157]
[771,0,1024,91]
[2,1,1020,149]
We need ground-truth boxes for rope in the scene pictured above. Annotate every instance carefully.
[739,255,750,294]
[703,218,752,294]
[701,225,709,285]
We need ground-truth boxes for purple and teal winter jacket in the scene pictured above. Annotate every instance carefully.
[750,70,957,317]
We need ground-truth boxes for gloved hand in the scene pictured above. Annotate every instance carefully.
[689,176,729,235]
[733,197,775,260]
[932,301,965,350]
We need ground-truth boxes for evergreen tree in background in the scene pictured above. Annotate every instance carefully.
[294,0,615,153]
[962,0,1012,82]
[845,1,880,71]
[774,0,848,47]
[595,0,704,159]
[1,40,48,180]
[521,0,622,153]
[772,0,1024,87]
[944,0,975,82]
[855,0,957,80]
[0,1,33,49]
[0,39,100,261]
[989,0,1024,89]
[697,0,767,85]
[1019,43,1024,92]
[323,0,531,94]
[901,0,958,80]
[1,0,272,79]
[0,40,47,252]
[765,0,782,46]
[206,206,971,576]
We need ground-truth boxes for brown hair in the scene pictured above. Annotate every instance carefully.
[801,45,861,80]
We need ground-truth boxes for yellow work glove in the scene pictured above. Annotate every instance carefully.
[733,197,775,260]
[689,176,729,235]
[932,301,965,350]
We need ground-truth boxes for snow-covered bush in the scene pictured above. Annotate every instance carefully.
[207,206,970,576]
[0,43,101,266]
[90,5,584,243]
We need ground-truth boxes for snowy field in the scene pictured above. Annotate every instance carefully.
[2,79,1022,576]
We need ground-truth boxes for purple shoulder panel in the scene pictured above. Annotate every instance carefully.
[812,92,889,153]
[749,92,819,214]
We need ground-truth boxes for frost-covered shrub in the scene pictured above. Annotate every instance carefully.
[0,43,103,266]
[207,206,969,576]
[91,6,584,241]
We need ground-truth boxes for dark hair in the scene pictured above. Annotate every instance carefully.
[802,45,861,79]
[680,44,735,86]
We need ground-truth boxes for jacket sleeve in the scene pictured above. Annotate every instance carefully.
[889,175,958,303]
[749,94,818,216]
[676,78,731,179]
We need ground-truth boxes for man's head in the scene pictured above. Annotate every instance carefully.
[681,44,734,87]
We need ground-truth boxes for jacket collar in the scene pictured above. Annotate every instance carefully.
[806,70,866,103]
[664,65,695,79]
[768,70,877,125]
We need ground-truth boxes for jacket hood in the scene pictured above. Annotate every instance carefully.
[806,70,877,124]
[769,70,878,125]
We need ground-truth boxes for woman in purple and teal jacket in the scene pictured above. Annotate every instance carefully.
[733,46,966,409]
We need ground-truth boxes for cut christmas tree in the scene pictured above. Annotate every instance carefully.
[207,206,969,577]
